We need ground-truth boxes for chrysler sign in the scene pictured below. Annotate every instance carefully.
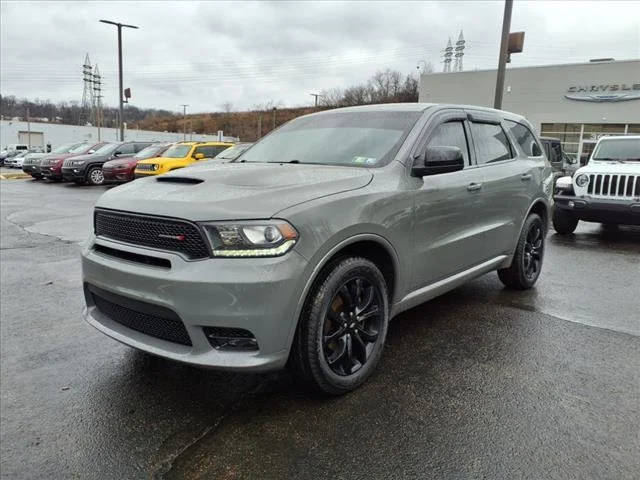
[565,83,640,102]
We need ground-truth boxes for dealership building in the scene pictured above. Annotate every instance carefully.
[419,58,640,161]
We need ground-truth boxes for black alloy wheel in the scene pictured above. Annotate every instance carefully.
[498,213,545,290]
[523,222,543,281]
[322,277,383,376]
[290,256,389,395]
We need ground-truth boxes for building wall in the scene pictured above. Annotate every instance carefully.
[418,59,640,132]
[0,120,237,149]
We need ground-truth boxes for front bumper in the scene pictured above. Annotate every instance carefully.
[22,165,42,177]
[103,166,135,182]
[81,235,309,372]
[554,194,640,225]
[41,165,63,179]
[134,171,158,179]
[62,166,87,182]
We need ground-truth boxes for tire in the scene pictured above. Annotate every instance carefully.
[289,257,389,395]
[552,208,578,234]
[498,213,545,290]
[87,166,105,186]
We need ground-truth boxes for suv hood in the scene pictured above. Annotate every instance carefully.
[577,161,640,175]
[96,163,373,221]
[103,155,136,168]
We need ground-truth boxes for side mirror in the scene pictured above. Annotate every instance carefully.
[88,149,95,154]
[194,153,205,160]
[564,154,577,165]
[412,146,464,177]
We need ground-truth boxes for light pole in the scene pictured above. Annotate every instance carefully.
[100,19,138,141]
[180,104,189,141]
[310,93,322,107]
[493,0,513,109]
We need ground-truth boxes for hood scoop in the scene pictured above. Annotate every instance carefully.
[156,176,204,185]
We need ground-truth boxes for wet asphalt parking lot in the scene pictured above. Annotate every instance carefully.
[1,178,639,480]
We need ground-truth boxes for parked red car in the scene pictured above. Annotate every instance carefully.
[102,142,172,183]
[40,142,106,181]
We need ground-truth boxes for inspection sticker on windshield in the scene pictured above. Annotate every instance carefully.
[352,156,376,165]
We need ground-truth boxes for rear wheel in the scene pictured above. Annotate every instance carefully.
[552,208,578,234]
[289,257,389,395]
[498,213,545,290]
[87,166,105,186]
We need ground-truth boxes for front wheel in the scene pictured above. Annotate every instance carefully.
[87,166,105,186]
[498,213,545,290]
[552,208,578,234]
[289,257,389,395]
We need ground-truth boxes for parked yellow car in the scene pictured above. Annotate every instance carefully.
[134,141,234,177]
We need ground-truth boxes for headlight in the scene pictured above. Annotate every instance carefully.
[575,174,589,187]
[72,160,85,166]
[201,220,298,257]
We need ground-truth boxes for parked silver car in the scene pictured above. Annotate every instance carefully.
[82,104,552,394]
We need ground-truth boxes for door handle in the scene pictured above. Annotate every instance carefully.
[521,173,532,181]
[467,182,482,192]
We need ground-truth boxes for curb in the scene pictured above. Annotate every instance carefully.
[0,173,31,180]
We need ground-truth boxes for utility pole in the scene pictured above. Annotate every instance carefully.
[26,108,31,148]
[100,19,138,141]
[310,93,322,107]
[494,0,513,109]
[180,104,189,141]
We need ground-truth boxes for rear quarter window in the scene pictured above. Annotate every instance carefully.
[470,122,514,165]
[506,121,542,157]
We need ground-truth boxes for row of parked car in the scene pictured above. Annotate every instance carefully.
[15,140,253,185]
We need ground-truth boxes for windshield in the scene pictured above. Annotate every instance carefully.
[69,143,92,153]
[134,144,168,159]
[592,138,640,161]
[51,142,81,154]
[237,111,422,167]
[161,144,191,158]
[93,143,119,155]
[215,144,252,160]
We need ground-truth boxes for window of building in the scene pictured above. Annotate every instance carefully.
[506,120,542,157]
[427,121,470,165]
[469,122,513,165]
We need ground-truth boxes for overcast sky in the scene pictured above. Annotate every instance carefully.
[1,0,639,113]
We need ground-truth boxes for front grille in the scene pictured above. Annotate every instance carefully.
[94,209,209,259]
[136,164,155,171]
[90,286,192,346]
[587,174,640,198]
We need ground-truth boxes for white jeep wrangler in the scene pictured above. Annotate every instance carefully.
[553,135,640,234]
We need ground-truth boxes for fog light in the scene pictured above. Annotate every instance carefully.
[568,201,575,208]
[203,327,258,351]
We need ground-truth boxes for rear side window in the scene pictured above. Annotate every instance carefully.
[470,123,513,165]
[134,143,152,153]
[117,144,136,155]
[427,121,470,166]
[506,121,542,157]
[193,146,216,158]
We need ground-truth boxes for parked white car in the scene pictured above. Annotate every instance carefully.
[553,135,640,233]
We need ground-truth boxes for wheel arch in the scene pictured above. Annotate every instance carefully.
[286,234,400,353]
[527,198,550,233]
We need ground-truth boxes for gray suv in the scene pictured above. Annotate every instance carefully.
[82,104,552,394]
